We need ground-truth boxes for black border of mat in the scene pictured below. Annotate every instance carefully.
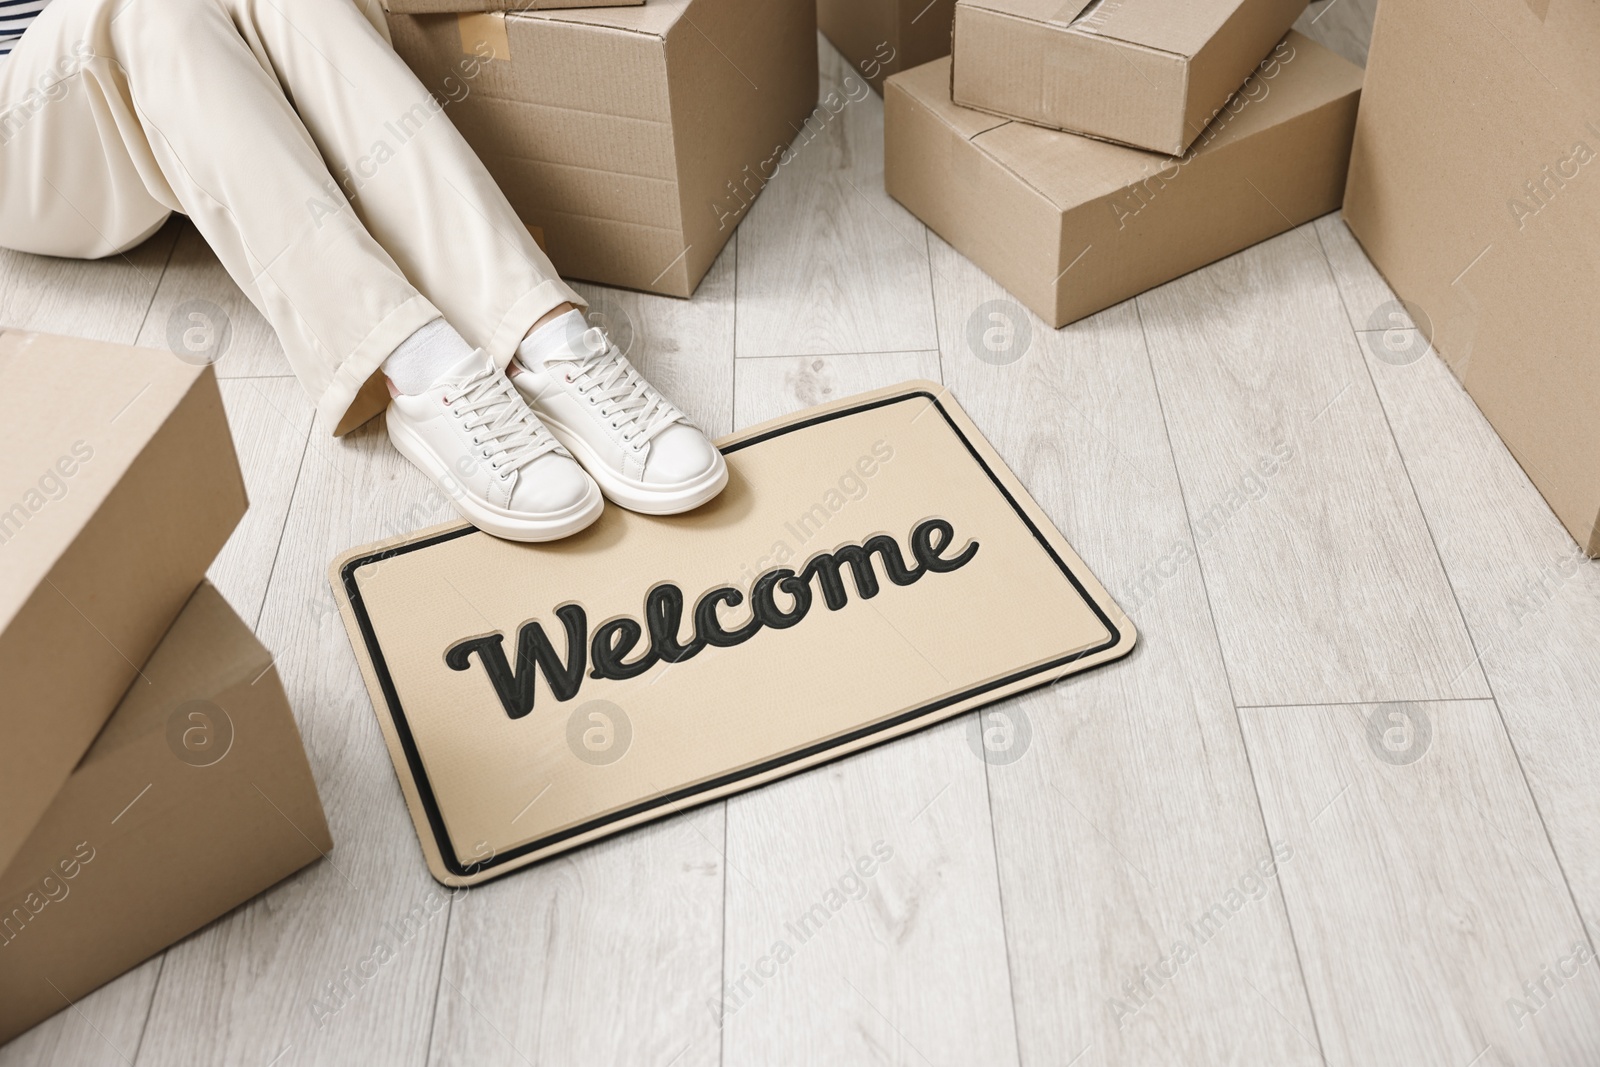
[340,390,1123,877]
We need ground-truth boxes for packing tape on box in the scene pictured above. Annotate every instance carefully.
[458,12,510,61]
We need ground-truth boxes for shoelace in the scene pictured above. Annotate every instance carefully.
[445,362,563,478]
[560,328,685,447]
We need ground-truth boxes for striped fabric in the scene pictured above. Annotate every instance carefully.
[0,0,51,59]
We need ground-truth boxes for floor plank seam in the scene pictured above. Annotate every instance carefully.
[249,414,314,632]
[1313,220,1600,977]
[1132,295,1333,1067]
[719,229,734,1067]
[716,799,730,1067]
[126,951,167,1067]
[978,743,1026,1067]
[1236,696,1497,711]
[420,896,456,1067]
[734,347,943,362]
[128,221,183,347]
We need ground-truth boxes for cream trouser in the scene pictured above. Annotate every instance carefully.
[0,0,581,432]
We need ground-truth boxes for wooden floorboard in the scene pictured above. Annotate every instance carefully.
[1356,338,1600,938]
[931,236,1323,1067]
[1318,215,1600,952]
[1241,701,1600,1066]
[721,350,1019,1067]
[733,37,938,360]
[425,814,727,1067]
[0,221,179,343]
[1138,226,1489,707]
[199,378,313,626]
[0,959,162,1067]
[732,351,942,426]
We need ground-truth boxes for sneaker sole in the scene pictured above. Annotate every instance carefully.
[536,414,729,516]
[387,411,604,542]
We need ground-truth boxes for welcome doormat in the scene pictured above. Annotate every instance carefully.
[331,382,1135,885]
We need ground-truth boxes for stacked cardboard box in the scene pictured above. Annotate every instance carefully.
[1343,0,1600,556]
[0,331,331,1045]
[382,0,818,298]
[951,0,1309,155]
[885,0,1365,329]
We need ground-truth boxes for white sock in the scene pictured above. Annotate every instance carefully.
[515,309,589,370]
[383,319,476,394]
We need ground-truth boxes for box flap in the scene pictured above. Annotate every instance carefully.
[0,331,208,633]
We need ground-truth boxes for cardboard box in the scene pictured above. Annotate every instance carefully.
[818,0,956,93]
[885,33,1359,328]
[382,0,641,16]
[386,0,819,297]
[950,0,1308,155]
[0,582,330,1046]
[1343,0,1600,556]
[0,331,247,875]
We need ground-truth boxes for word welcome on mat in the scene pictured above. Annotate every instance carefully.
[331,382,1136,886]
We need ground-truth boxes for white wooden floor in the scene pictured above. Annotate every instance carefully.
[6,5,1600,1065]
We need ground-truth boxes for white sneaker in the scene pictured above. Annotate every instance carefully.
[511,323,727,515]
[386,350,604,542]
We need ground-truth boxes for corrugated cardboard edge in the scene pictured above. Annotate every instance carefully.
[330,381,1136,886]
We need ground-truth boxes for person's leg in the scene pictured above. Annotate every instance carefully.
[3,0,718,519]
[0,0,443,430]
[200,0,727,515]
[119,0,457,429]
[213,0,582,374]
[0,0,603,539]
[0,0,172,260]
